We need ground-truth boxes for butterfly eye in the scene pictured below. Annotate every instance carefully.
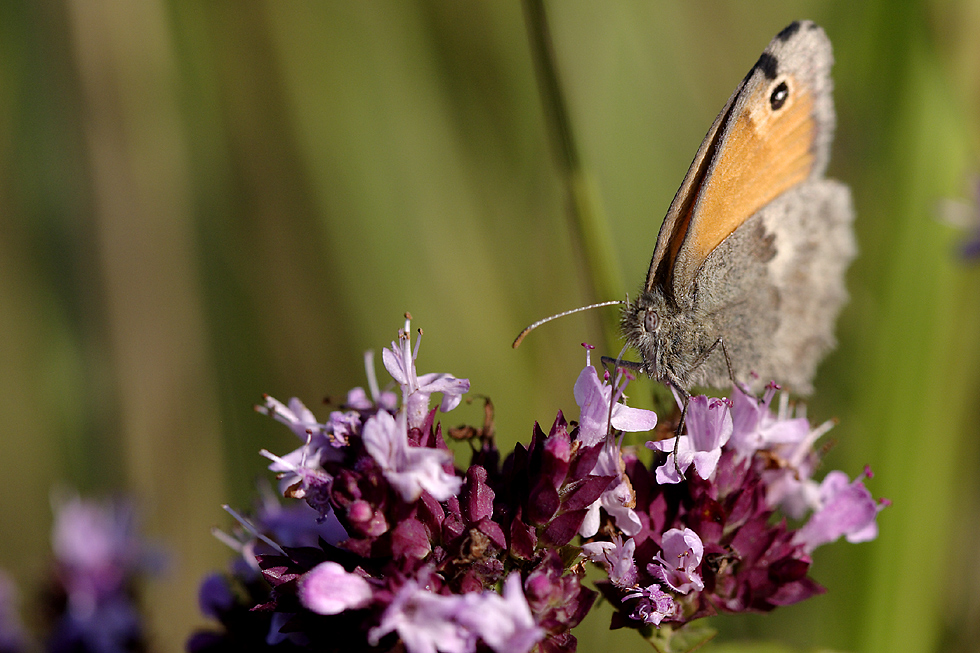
[643,309,659,333]
[770,81,789,110]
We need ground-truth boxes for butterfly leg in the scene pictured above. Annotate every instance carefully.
[600,356,695,480]
[669,383,693,478]
[599,355,643,374]
[718,338,742,390]
[657,362,692,479]
[690,336,746,391]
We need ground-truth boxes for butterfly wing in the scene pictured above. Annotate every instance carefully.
[645,21,838,303]
[690,177,854,392]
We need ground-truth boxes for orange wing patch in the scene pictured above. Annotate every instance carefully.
[685,77,815,267]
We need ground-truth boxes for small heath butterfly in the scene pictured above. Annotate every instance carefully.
[514,21,854,398]
[620,20,855,395]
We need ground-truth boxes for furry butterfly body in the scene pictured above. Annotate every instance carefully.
[621,21,855,394]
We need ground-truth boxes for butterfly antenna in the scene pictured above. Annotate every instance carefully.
[512,300,624,348]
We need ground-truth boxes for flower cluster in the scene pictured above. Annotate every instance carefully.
[594,385,887,638]
[189,316,887,652]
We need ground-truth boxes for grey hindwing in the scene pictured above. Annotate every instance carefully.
[690,178,855,393]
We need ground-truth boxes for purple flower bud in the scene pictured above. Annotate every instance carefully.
[508,508,537,560]
[347,500,373,524]
[197,574,235,621]
[462,466,495,523]
[542,510,590,547]
[526,481,561,525]
[539,428,572,491]
[523,552,596,645]
[391,518,433,560]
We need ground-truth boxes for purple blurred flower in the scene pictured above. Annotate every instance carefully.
[197,573,235,622]
[936,175,980,260]
[252,485,348,549]
[367,578,473,653]
[299,562,373,615]
[366,574,541,653]
[761,417,835,519]
[50,493,149,610]
[456,574,544,653]
[795,467,887,553]
[729,383,810,457]
[46,492,156,653]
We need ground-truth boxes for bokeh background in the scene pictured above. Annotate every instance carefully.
[2,1,979,651]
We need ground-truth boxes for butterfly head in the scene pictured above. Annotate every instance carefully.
[621,287,704,389]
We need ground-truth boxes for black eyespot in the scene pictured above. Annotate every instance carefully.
[643,309,659,333]
[770,81,789,110]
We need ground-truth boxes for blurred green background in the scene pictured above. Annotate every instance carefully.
[2,1,979,651]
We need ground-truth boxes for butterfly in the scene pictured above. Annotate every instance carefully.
[618,20,855,396]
